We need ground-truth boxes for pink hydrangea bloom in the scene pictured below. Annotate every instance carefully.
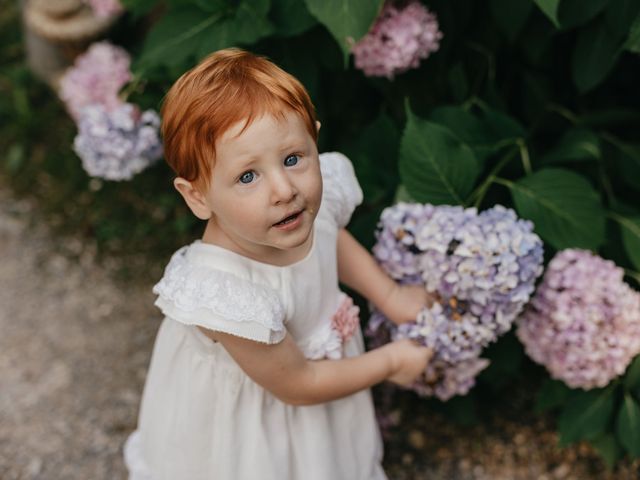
[352,0,443,79]
[517,249,640,390]
[332,294,360,342]
[84,0,124,18]
[59,41,131,121]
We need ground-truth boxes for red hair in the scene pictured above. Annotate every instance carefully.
[161,48,318,190]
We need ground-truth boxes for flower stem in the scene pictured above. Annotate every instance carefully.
[518,138,532,176]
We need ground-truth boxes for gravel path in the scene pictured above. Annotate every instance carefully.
[1,182,638,479]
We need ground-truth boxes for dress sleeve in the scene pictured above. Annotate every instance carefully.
[319,152,364,228]
[152,247,286,344]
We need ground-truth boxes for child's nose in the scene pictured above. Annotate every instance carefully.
[270,172,297,204]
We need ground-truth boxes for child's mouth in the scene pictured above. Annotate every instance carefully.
[273,210,302,227]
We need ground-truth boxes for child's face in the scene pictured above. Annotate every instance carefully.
[202,110,322,263]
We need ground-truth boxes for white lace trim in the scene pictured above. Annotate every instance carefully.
[153,246,285,333]
[319,152,364,228]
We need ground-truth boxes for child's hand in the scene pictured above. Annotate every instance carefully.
[384,339,433,387]
[380,284,435,325]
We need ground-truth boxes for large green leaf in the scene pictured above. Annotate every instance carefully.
[606,0,640,34]
[137,7,223,69]
[572,20,622,93]
[624,355,640,392]
[304,0,383,56]
[399,110,480,205]
[626,12,640,52]
[429,106,524,163]
[615,214,640,269]
[558,0,611,29]
[344,113,400,203]
[539,128,602,164]
[490,0,533,42]
[616,393,640,457]
[558,387,616,445]
[197,0,274,59]
[590,433,624,470]
[507,168,606,250]
[270,0,317,36]
[612,141,640,190]
[533,0,561,27]
[535,378,572,413]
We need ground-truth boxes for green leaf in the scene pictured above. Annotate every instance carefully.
[539,128,602,164]
[507,168,606,250]
[533,0,561,27]
[616,393,640,457]
[606,0,640,34]
[304,0,384,57]
[344,113,400,203]
[572,20,622,93]
[490,0,533,42]
[558,0,611,29]
[611,140,640,190]
[535,378,572,413]
[442,394,478,426]
[624,356,640,392]
[626,12,640,52]
[558,387,616,446]
[613,214,640,270]
[197,0,275,59]
[120,0,157,16]
[399,109,480,205]
[137,7,223,69]
[591,433,624,470]
[270,0,317,36]
[429,106,524,163]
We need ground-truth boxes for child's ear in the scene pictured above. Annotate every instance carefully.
[316,121,321,133]
[173,178,212,220]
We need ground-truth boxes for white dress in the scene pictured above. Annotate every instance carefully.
[124,152,387,480]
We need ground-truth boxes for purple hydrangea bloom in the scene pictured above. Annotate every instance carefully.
[59,42,131,121]
[73,103,163,181]
[352,0,443,79]
[367,203,544,400]
[517,249,640,390]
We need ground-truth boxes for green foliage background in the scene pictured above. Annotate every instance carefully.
[2,0,640,468]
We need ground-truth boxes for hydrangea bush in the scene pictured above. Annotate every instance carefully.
[517,249,640,390]
[352,0,442,79]
[367,203,544,400]
[13,0,640,466]
[74,103,162,181]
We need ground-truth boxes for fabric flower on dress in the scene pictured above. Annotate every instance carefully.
[73,103,163,180]
[352,0,443,79]
[517,249,640,390]
[332,293,361,342]
[84,0,124,18]
[367,203,544,400]
[59,41,131,121]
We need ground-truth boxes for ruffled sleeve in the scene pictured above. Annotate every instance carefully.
[319,152,364,228]
[152,246,286,344]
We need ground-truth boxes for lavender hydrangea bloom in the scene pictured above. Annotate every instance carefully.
[517,249,640,390]
[352,0,442,79]
[73,103,163,181]
[367,203,544,400]
[59,42,131,121]
[415,357,490,401]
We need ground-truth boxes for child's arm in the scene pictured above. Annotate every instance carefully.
[201,328,431,406]
[337,228,430,325]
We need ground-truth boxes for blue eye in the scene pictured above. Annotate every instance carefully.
[239,171,255,184]
[284,154,299,167]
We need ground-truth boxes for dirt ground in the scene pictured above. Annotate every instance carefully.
[1,181,639,480]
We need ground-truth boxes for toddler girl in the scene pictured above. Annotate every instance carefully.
[124,48,432,480]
